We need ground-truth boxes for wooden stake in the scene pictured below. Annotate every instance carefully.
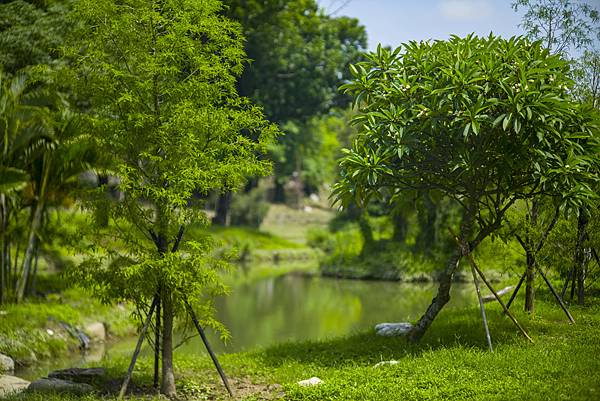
[153,288,161,390]
[185,299,234,398]
[470,263,493,352]
[467,254,534,343]
[505,272,525,310]
[119,296,158,399]
[450,231,534,344]
[535,265,575,324]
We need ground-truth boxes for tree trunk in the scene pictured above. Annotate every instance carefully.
[358,211,374,254]
[416,193,437,254]
[16,200,42,303]
[408,204,475,342]
[524,251,535,312]
[524,201,538,313]
[573,211,588,305]
[161,288,176,397]
[392,211,408,243]
[0,194,6,304]
[212,192,232,226]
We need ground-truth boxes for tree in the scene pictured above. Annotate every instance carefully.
[64,0,276,396]
[513,0,600,306]
[512,0,599,56]
[219,0,367,206]
[0,0,71,74]
[334,35,599,341]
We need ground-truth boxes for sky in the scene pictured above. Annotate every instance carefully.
[317,0,527,50]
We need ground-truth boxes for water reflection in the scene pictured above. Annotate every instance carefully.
[177,275,475,354]
[16,274,476,379]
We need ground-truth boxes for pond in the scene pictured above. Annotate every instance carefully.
[16,273,476,380]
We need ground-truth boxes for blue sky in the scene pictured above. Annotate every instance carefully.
[317,0,527,50]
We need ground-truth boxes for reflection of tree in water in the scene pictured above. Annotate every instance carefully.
[203,275,475,353]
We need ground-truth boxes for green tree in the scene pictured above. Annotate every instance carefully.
[334,36,599,341]
[221,0,367,205]
[64,0,276,395]
[0,0,71,74]
[513,0,600,306]
[512,0,599,56]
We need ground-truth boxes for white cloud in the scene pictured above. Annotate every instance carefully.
[438,0,494,21]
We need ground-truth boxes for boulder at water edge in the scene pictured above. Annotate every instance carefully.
[28,377,94,394]
[0,354,14,373]
[0,375,30,397]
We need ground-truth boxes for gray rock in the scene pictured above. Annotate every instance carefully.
[375,322,413,337]
[28,378,94,394]
[297,377,323,386]
[84,322,106,342]
[0,354,14,373]
[48,367,106,383]
[0,375,30,397]
[482,286,514,303]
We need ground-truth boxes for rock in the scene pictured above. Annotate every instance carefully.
[373,360,400,368]
[482,286,514,303]
[28,378,94,394]
[0,354,14,373]
[0,375,30,397]
[297,377,323,386]
[48,367,106,383]
[84,322,106,342]
[375,322,413,337]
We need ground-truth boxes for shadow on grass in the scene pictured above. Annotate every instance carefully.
[256,304,529,369]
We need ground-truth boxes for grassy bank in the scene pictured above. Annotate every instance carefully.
[4,291,599,400]
[0,280,133,367]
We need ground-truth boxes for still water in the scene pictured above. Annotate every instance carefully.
[17,274,476,379]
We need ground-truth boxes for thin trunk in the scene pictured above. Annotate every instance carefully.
[408,204,475,342]
[153,287,161,391]
[573,211,588,305]
[17,157,49,303]
[16,201,42,303]
[358,211,374,253]
[524,201,538,313]
[0,194,6,304]
[212,192,232,226]
[26,243,39,297]
[392,211,408,243]
[416,193,437,253]
[524,251,535,312]
[161,287,176,397]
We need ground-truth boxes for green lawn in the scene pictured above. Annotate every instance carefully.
[5,292,599,401]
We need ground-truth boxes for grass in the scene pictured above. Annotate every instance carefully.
[4,291,600,400]
[0,276,133,365]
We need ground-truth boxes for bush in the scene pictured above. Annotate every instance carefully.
[229,187,270,228]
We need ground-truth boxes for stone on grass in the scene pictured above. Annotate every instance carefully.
[297,377,323,386]
[84,322,106,342]
[375,322,413,337]
[48,367,106,383]
[0,354,14,373]
[28,378,94,394]
[373,360,399,368]
[0,375,30,397]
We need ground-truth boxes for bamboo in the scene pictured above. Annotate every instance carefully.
[119,296,158,399]
[185,299,233,397]
[470,263,493,352]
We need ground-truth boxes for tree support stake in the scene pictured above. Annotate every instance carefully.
[185,299,234,398]
[119,295,159,399]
